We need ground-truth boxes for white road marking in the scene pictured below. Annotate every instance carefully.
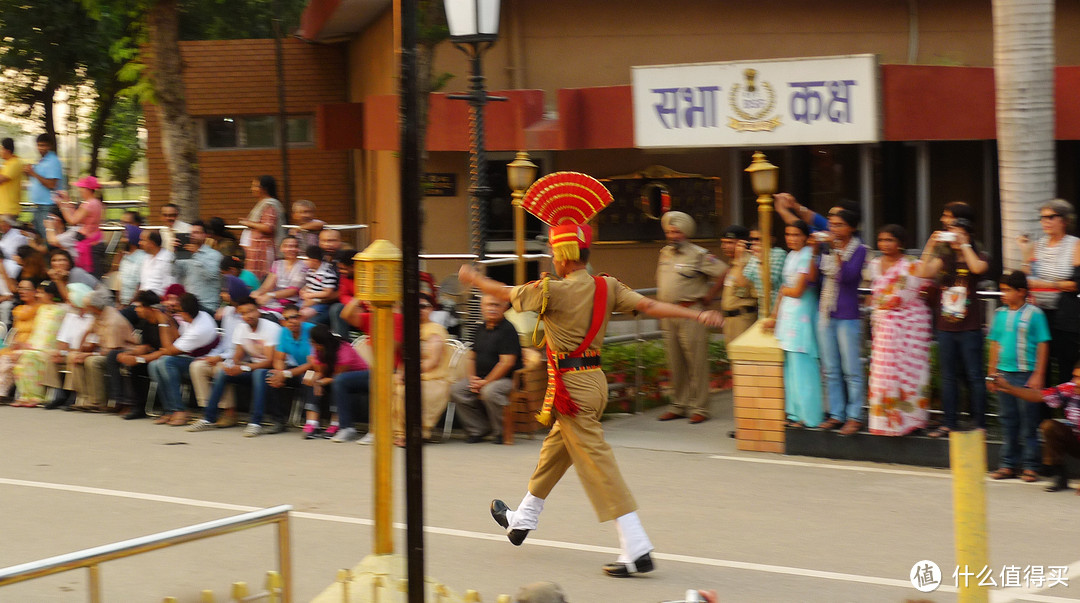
[0,476,1076,600]
[709,454,1041,485]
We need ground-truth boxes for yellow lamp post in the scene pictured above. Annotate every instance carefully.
[354,239,402,555]
[744,151,780,317]
[506,151,538,285]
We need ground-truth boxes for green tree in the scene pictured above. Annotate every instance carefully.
[102,97,144,190]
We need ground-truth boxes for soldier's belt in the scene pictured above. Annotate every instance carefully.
[553,350,602,371]
[724,306,758,317]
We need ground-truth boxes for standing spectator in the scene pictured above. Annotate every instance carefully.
[741,226,785,317]
[654,211,726,424]
[0,138,25,218]
[251,235,306,315]
[239,175,284,280]
[814,207,868,436]
[138,230,176,297]
[312,324,370,443]
[866,225,932,436]
[763,222,821,428]
[12,280,68,407]
[1018,199,1080,389]
[289,199,324,251]
[451,294,523,444]
[268,306,316,436]
[173,220,223,312]
[917,212,991,437]
[145,293,220,426]
[207,216,240,259]
[987,271,1051,482]
[188,297,281,437]
[718,225,758,344]
[113,290,165,419]
[23,134,62,238]
[58,176,104,274]
[299,244,339,324]
[389,294,449,446]
[158,203,191,253]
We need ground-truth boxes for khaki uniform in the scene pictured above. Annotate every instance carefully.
[720,260,758,343]
[656,243,725,417]
[511,270,644,522]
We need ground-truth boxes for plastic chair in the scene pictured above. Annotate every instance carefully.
[441,338,470,441]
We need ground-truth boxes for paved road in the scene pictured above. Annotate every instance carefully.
[0,394,1076,602]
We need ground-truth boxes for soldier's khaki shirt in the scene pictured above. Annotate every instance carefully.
[656,243,726,304]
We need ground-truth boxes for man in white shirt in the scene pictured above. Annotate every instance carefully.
[189,303,241,427]
[0,216,27,279]
[44,296,96,409]
[189,296,281,437]
[145,293,220,426]
[138,230,176,297]
[159,203,192,253]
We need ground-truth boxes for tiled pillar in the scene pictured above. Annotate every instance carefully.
[726,321,786,454]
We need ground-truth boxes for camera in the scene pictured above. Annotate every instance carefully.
[812,231,830,242]
[938,232,957,243]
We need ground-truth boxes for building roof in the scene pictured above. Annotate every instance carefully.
[297,0,391,43]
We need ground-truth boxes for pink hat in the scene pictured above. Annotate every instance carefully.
[74,175,100,190]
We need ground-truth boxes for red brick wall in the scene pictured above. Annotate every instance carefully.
[146,38,352,225]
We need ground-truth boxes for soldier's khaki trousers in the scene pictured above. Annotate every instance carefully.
[661,313,710,417]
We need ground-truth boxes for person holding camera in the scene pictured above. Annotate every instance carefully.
[718,225,759,343]
[916,202,990,437]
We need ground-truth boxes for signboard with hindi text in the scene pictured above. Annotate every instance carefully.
[632,54,879,148]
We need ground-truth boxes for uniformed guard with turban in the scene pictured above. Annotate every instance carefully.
[458,172,723,577]
[655,211,726,423]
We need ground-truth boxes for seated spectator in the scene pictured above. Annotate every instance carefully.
[991,363,1080,493]
[47,247,100,306]
[390,294,449,446]
[299,244,339,325]
[49,283,96,408]
[189,279,249,427]
[252,235,306,316]
[11,280,68,407]
[207,216,240,259]
[288,199,324,251]
[158,203,191,254]
[57,176,104,275]
[451,294,522,444]
[68,288,134,412]
[319,228,343,260]
[340,296,403,364]
[112,224,147,306]
[268,305,316,436]
[329,248,355,339]
[0,279,40,403]
[310,324,369,443]
[138,230,176,297]
[173,219,223,313]
[988,271,1051,482]
[146,292,220,426]
[188,297,281,436]
[220,254,261,291]
[43,210,78,255]
[0,214,29,280]
[13,244,47,284]
[112,290,166,419]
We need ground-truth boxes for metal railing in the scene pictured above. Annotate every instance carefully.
[0,505,293,603]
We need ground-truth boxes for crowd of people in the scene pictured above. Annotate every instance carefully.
[656,190,1080,490]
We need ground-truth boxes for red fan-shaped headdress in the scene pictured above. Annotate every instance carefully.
[521,171,613,262]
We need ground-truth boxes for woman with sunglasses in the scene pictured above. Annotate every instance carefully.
[1018,199,1080,389]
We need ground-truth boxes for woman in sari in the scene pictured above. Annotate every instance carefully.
[0,280,41,402]
[389,294,450,446]
[12,281,69,406]
[867,224,932,436]
[238,175,284,280]
[764,221,823,428]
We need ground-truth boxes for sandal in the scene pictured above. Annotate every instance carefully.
[1021,470,1039,483]
[990,468,1017,480]
[927,426,951,438]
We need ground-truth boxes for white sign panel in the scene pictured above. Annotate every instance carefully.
[632,54,879,148]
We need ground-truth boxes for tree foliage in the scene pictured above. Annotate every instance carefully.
[102,97,143,188]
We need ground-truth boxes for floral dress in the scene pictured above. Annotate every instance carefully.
[867,255,932,435]
[13,303,68,404]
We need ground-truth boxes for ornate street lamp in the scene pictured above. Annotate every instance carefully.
[745,151,779,316]
[506,150,538,285]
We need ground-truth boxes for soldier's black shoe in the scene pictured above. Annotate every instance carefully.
[490,499,529,546]
[602,553,654,577]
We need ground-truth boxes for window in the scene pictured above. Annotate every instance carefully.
[201,116,315,149]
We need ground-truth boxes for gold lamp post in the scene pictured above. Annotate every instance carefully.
[744,151,779,317]
[354,239,402,555]
[506,151,538,285]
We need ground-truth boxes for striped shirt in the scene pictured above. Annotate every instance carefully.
[1032,234,1079,309]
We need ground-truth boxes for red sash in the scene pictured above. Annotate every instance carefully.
[540,275,607,422]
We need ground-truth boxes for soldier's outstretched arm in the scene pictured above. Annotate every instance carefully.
[634,297,723,328]
[458,264,513,303]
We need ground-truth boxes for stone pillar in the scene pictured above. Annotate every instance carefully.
[726,321,786,454]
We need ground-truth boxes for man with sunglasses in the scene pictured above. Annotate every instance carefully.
[268,306,317,436]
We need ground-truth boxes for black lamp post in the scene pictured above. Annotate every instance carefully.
[445,0,506,340]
